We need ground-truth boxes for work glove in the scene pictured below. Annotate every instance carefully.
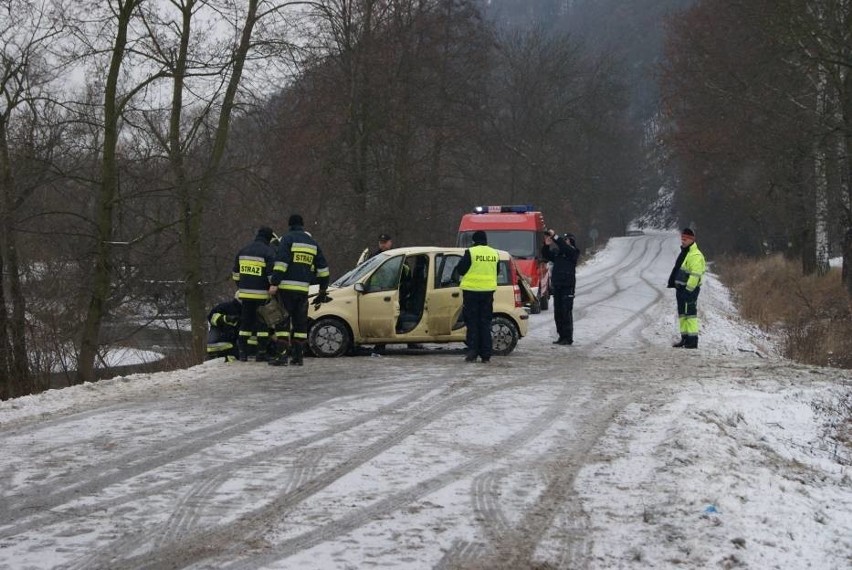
[312,290,332,309]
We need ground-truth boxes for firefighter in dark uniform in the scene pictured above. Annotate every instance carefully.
[458,230,499,363]
[667,228,706,348]
[268,214,330,366]
[232,226,276,361]
[542,229,580,345]
[206,296,241,361]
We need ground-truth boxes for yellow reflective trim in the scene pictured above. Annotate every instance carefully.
[292,243,317,254]
[238,289,270,300]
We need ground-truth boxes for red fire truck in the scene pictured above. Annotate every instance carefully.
[456,205,550,313]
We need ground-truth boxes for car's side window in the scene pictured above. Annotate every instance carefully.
[497,260,510,286]
[365,255,404,292]
[436,254,462,288]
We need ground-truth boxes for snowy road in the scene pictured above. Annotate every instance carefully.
[1,232,850,569]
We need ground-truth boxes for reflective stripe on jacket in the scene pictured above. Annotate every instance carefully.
[674,243,706,292]
[460,245,499,292]
[270,227,330,293]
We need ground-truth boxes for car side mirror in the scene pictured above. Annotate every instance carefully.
[354,282,365,293]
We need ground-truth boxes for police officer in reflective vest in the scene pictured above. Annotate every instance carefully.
[268,214,330,366]
[667,228,706,349]
[232,226,276,361]
[458,230,499,363]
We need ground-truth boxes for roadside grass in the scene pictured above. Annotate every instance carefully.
[716,254,851,464]
[716,254,852,369]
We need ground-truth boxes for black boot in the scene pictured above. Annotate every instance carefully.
[268,353,288,366]
[685,336,698,349]
[672,335,687,348]
[268,343,288,366]
[290,343,304,366]
[237,339,249,362]
[255,339,269,362]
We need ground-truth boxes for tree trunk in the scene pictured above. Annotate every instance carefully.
[178,0,261,363]
[842,65,852,295]
[165,0,205,363]
[0,120,31,397]
[77,0,140,384]
[814,63,831,276]
[0,252,8,400]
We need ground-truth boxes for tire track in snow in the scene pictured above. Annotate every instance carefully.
[56,367,539,569]
[103,369,577,569]
[0,376,438,539]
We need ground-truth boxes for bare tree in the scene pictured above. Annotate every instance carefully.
[774,0,852,286]
[72,0,170,384]
[123,0,305,362]
[483,27,642,238]
[0,0,68,397]
[662,0,851,288]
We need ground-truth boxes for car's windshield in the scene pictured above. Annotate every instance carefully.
[457,230,537,259]
[332,254,386,287]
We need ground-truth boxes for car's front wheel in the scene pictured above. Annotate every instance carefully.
[308,317,351,357]
[491,316,519,355]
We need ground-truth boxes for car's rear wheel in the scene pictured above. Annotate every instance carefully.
[491,316,519,355]
[308,317,351,357]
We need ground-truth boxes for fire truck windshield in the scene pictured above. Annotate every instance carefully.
[457,230,537,259]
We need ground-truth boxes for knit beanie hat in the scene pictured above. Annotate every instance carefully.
[288,214,304,228]
[681,228,695,237]
[256,226,274,243]
[472,230,488,245]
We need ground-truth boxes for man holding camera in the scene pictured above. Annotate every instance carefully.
[541,229,580,345]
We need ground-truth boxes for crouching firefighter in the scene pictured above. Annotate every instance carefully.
[206,296,241,361]
[667,228,706,349]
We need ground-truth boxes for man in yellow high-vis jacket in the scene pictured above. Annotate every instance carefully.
[458,230,500,363]
[667,228,706,349]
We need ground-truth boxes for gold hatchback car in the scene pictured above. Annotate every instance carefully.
[307,247,530,357]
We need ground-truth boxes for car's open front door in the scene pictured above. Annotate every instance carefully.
[358,255,403,339]
[427,253,463,337]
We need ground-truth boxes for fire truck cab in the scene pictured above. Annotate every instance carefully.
[456,205,550,313]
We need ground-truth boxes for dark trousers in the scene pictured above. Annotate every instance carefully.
[238,298,267,351]
[277,291,309,344]
[552,287,575,342]
[463,290,494,359]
